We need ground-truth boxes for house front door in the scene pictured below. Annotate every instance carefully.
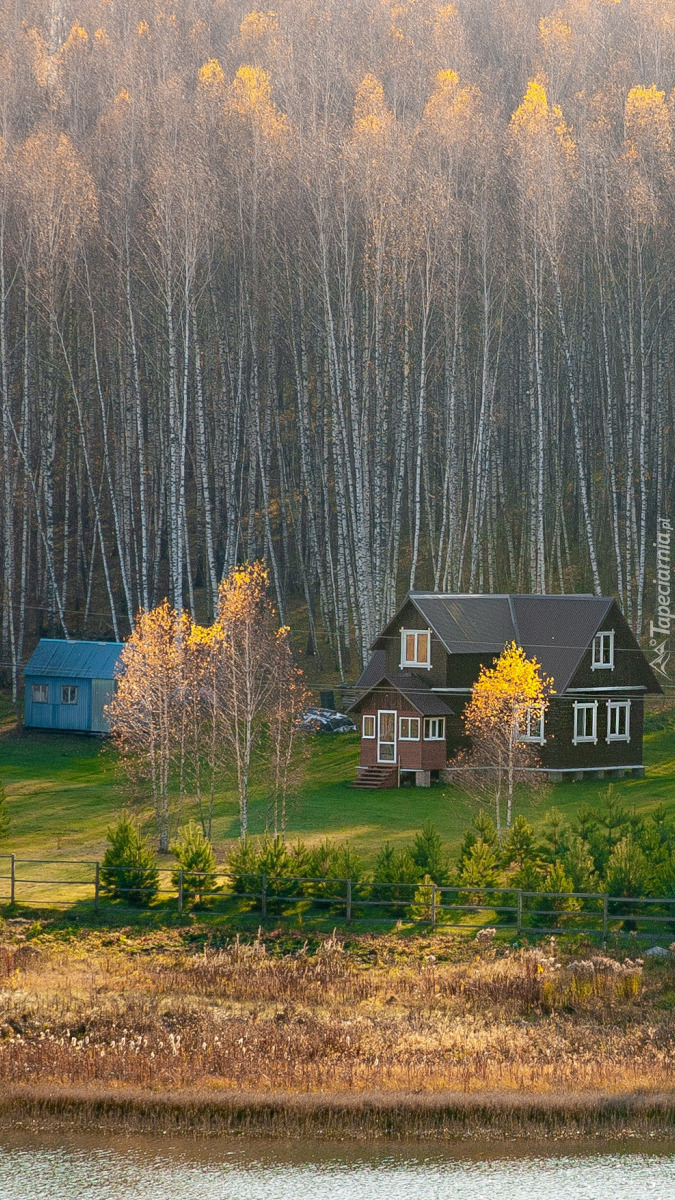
[377,710,397,763]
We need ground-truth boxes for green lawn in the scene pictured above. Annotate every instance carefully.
[1,705,674,874]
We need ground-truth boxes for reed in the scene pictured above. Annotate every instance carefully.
[2,1084,675,1140]
[0,924,673,1134]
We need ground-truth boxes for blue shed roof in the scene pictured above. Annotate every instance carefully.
[24,639,124,680]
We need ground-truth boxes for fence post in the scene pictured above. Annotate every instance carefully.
[431,883,437,927]
[178,869,184,915]
[602,893,608,948]
[261,874,267,919]
[346,879,352,924]
[10,855,15,905]
[94,862,100,912]
[517,889,522,937]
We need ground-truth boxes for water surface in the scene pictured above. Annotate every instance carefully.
[0,1134,673,1199]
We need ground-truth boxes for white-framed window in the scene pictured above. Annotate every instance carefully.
[606,699,630,743]
[424,716,445,740]
[61,685,78,705]
[32,684,48,704]
[400,628,431,669]
[592,630,614,670]
[399,716,420,740]
[516,705,545,745]
[573,701,598,745]
[362,714,376,739]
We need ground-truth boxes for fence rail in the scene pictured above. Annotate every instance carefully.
[0,854,674,941]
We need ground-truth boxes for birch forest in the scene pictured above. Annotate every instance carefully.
[1,0,674,691]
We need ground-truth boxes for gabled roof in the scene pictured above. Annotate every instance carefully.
[348,655,453,717]
[25,638,124,680]
[373,592,660,694]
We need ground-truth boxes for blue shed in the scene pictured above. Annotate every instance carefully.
[24,639,124,734]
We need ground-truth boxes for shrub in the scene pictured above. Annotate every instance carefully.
[458,839,502,914]
[304,840,363,903]
[257,835,308,896]
[511,860,543,895]
[409,873,436,922]
[226,837,260,894]
[604,834,650,898]
[562,835,599,893]
[371,843,419,907]
[542,860,582,924]
[171,821,219,906]
[411,821,450,884]
[538,808,571,862]
[502,814,536,870]
[100,814,158,905]
[459,838,499,889]
[456,810,499,873]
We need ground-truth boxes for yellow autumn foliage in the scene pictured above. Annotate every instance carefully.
[539,12,574,50]
[464,642,554,738]
[353,74,394,139]
[422,69,480,143]
[63,23,89,49]
[198,58,225,90]
[240,10,281,42]
[229,65,289,138]
[510,77,577,166]
[15,131,98,248]
[625,83,672,157]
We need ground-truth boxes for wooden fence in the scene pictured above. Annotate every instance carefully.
[0,854,674,942]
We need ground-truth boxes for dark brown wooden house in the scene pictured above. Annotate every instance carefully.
[349,593,662,788]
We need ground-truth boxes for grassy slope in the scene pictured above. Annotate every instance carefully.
[1,702,674,868]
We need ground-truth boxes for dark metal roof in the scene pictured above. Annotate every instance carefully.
[511,594,614,692]
[24,639,124,680]
[354,649,388,691]
[407,592,613,692]
[412,595,516,655]
[348,664,453,717]
[372,592,660,695]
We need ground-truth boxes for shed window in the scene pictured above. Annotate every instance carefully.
[401,629,431,668]
[61,685,78,705]
[573,701,598,745]
[32,684,49,704]
[399,717,420,740]
[516,705,545,745]
[362,715,375,738]
[592,630,614,669]
[606,700,630,743]
[424,717,445,741]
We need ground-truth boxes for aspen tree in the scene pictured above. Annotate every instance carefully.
[461,643,554,835]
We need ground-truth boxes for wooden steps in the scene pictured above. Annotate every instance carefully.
[353,764,398,789]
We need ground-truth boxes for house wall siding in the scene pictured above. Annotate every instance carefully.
[540,696,644,770]
[25,677,92,732]
[380,601,446,689]
[356,688,448,771]
[91,679,115,733]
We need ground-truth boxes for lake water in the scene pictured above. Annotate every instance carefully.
[0,1134,673,1199]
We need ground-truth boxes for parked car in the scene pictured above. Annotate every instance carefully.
[298,708,357,734]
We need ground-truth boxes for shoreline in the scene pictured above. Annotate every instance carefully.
[2,1085,675,1141]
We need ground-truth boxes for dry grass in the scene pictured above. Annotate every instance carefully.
[0,923,674,1126]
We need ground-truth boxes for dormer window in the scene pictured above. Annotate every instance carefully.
[592,630,614,670]
[401,629,431,669]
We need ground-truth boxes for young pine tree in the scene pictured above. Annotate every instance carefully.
[100,815,159,906]
[171,821,219,906]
